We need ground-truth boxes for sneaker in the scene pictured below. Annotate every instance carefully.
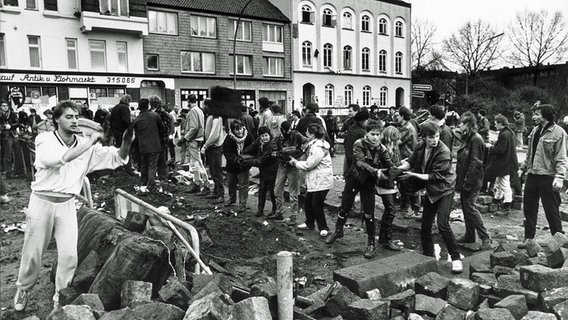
[363,245,376,259]
[320,230,329,237]
[0,194,10,204]
[451,260,464,274]
[325,229,344,244]
[481,238,492,250]
[14,287,27,311]
[297,223,313,230]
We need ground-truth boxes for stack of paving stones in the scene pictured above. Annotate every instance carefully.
[475,194,523,214]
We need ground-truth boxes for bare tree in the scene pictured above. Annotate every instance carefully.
[443,20,503,75]
[411,19,437,70]
[507,9,568,67]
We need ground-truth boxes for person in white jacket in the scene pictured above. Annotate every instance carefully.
[289,123,333,237]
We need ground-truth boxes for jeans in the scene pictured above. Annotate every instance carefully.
[304,189,329,231]
[167,139,175,162]
[188,141,208,186]
[494,175,512,203]
[338,175,375,219]
[227,171,249,205]
[399,180,421,212]
[421,193,461,261]
[460,189,490,241]
[274,164,299,215]
[524,174,564,238]
[1,138,15,174]
[378,194,397,243]
[140,152,160,190]
[206,146,224,197]
[258,177,276,213]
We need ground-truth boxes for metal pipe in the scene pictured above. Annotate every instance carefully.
[232,0,254,89]
[114,188,201,273]
[165,220,212,275]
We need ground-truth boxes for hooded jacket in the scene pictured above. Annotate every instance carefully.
[294,139,333,192]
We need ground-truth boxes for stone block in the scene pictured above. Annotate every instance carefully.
[415,272,450,299]
[477,196,493,205]
[553,299,568,320]
[122,211,148,233]
[494,242,518,254]
[191,282,223,304]
[547,248,568,268]
[59,287,81,306]
[326,285,361,317]
[384,289,415,311]
[470,260,493,276]
[72,250,103,292]
[70,294,105,318]
[471,273,497,287]
[229,297,271,320]
[307,283,335,302]
[436,304,467,320]
[120,280,152,308]
[346,299,389,320]
[479,284,493,296]
[525,240,542,258]
[480,294,501,307]
[520,265,568,292]
[333,252,438,297]
[250,280,278,318]
[474,308,515,320]
[409,314,425,320]
[494,275,538,308]
[488,203,499,212]
[478,299,491,310]
[190,274,233,296]
[184,292,234,320]
[143,226,174,249]
[491,252,517,268]
[302,299,326,318]
[476,204,489,214]
[414,294,447,317]
[494,295,528,320]
[539,287,568,312]
[132,301,185,320]
[446,278,480,311]
[561,210,568,222]
[98,308,134,320]
[293,306,317,320]
[493,266,518,278]
[46,305,96,320]
[546,233,568,253]
[366,289,382,300]
[520,311,557,320]
[158,276,192,310]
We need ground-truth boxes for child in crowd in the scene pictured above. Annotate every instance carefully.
[223,120,254,213]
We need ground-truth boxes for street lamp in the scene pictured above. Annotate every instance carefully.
[465,32,504,95]
[233,0,255,90]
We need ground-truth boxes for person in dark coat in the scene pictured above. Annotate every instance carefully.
[338,104,361,138]
[455,112,491,249]
[429,105,454,153]
[223,120,254,213]
[110,94,132,147]
[342,109,368,176]
[324,110,338,156]
[296,103,324,138]
[244,126,278,217]
[485,114,519,210]
[240,105,257,139]
[27,109,42,136]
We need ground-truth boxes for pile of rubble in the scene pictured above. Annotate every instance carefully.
[475,195,523,214]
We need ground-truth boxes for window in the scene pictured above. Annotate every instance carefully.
[181,51,215,73]
[149,10,178,35]
[363,86,371,106]
[301,5,313,23]
[263,57,284,76]
[66,38,78,70]
[344,85,353,105]
[395,21,403,37]
[89,40,106,71]
[2,0,18,6]
[230,20,252,41]
[343,46,352,70]
[379,18,387,34]
[191,15,216,38]
[324,84,334,106]
[100,0,128,16]
[117,41,128,72]
[302,41,312,66]
[229,55,252,75]
[379,87,388,107]
[28,36,41,68]
[26,0,36,9]
[323,43,332,68]
[0,34,7,67]
[395,51,402,74]
[322,8,335,27]
[379,50,387,73]
[262,24,283,43]
[342,12,352,29]
[147,54,159,70]
[361,47,370,71]
[361,15,370,32]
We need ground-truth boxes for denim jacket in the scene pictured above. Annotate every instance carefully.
[523,123,567,180]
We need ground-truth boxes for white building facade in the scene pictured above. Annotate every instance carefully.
[288,0,412,113]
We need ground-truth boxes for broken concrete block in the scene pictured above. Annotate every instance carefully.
[120,280,152,308]
[520,265,568,292]
[98,308,134,320]
[480,294,501,307]
[547,232,568,253]
[122,211,148,233]
[384,289,415,311]
[190,282,223,304]
[479,284,493,296]
[184,292,234,320]
[132,301,185,320]
[325,285,361,317]
[250,280,278,319]
[366,289,382,300]
[469,260,493,276]
[293,306,317,320]
[191,274,233,296]
[46,305,96,320]
[478,196,493,205]
[436,304,467,320]
[59,287,81,306]
[538,287,568,312]
[70,294,105,318]
[525,240,542,258]
[552,299,568,320]
[414,272,450,299]
[494,295,528,320]
[547,248,568,268]
[478,299,491,310]
[494,275,538,308]
[471,273,497,287]
[408,314,425,320]
[520,311,557,320]
[306,283,335,302]
[493,266,518,278]
[158,276,192,310]
[446,278,480,311]
[491,252,517,268]
[143,226,174,249]
[72,250,103,292]
[414,294,447,317]
[302,299,326,318]
[474,308,515,320]
[333,252,438,297]
[346,299,389,320]
[229,297,271,320]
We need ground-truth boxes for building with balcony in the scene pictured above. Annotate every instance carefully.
[270,0,412,114]
[144,0,293,111]
[0,0,174,113]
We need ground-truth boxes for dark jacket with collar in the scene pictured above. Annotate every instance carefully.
[132,110,163,154]
[296,113,324,137]
[244,138,278,179]
[408,140,456,203]
[344,122,367,169]
[486,127,519,178]
[223,132,254,173]
[110,102,131,135]
[0,109,18,140]
[440,123,454,153]
[353,138,394,187]
[456,131,485,192]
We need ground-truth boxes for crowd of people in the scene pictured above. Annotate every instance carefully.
[2,94,567,313]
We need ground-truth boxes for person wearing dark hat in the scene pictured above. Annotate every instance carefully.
[342,108,368,176]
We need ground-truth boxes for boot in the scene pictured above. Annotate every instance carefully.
[326,216,347,244]
[364,236,376,259]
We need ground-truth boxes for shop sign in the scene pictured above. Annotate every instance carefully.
[1,72,175,89]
